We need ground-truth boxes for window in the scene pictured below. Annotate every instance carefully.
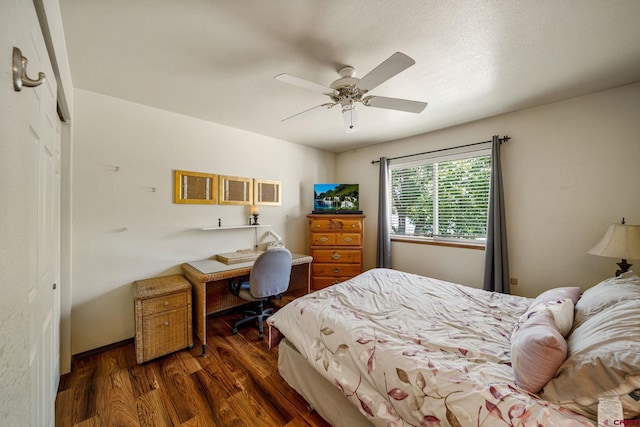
[389,149,491,244]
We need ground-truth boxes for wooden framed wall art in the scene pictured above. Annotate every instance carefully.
[174,170,218,204]
[254,179,281,206]
[219,175,253,205]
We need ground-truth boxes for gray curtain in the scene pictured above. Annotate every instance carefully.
[376,157,391,268]
[482,135,510,293]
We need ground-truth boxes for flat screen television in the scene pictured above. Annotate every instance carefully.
[313,183,361,214]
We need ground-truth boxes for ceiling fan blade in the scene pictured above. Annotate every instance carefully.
[364,95,427,113]
[274,73,337,95]
[281,103,336,122]
[342,102,359,133]
[355,52,415,92]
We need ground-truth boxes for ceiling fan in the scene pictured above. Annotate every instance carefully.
[274,52,428,133]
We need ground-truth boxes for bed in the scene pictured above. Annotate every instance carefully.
[267,268,640,426]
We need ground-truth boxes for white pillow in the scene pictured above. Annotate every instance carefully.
[541,298,640,420]
[544,299,575,336]
[514,298,575,337]
[574,271,640,327]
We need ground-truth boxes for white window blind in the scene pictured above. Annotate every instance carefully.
[389,149,491,243]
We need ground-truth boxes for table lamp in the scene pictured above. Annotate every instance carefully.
[588,218,640,276]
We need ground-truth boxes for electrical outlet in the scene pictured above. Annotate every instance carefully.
[510,277,519,286]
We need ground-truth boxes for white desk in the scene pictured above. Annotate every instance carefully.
[182,253,312,355]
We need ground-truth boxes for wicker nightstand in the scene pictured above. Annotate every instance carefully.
[134,274,193,363]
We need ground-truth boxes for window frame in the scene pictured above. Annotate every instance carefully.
[388,147,491,247]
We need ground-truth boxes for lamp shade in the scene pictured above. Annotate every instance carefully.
[588,224,640,260]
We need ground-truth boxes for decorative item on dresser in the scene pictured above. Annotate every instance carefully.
[133,274,193,363]
[307,213,365,290]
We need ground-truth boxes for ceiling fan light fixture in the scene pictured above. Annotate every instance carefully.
[341,101,358,133]
[275,52,427,133]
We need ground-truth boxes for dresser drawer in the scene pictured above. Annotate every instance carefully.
[310,218,363,232]
[142,308,189,361]
[310,233,336,245]
[335,233,361,246]
[141,292,187,316]
[312,276,352,289]
[311,249,361,264]
[312,263,362,277]
[310,232,361,246]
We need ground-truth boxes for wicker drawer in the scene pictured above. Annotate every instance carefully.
[134,274,193,363]
[312,263,362,277]
[311,249,361,264]
[310,232,361,246]
[141,292,187,316]
[310,219,363,232]
[142,308,189,361]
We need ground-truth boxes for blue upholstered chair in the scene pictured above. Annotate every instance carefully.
[229,248,292,340]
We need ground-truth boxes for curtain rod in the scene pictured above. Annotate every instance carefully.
[370,135,511,164]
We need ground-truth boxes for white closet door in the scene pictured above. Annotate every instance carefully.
[0,1,60,426]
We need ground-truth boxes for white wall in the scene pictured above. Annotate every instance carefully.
[336,83,640,297]
[71,89,335,354]
[71,83,640,353]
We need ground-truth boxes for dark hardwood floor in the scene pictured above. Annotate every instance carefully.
[55,310,332,427]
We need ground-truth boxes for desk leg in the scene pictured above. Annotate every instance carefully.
[192,280,207,357]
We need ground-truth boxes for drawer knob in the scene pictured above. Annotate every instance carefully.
[333,268,341,273]
[163,301,170,306]
[320,237,329,242]
[164,321,169,326]
[344,237,352,242]
[331,253,341,260]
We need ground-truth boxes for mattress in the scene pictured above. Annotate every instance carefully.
[278,337,371,426]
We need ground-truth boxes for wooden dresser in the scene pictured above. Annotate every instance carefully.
[307,214,365,291]
[134,274,193,363]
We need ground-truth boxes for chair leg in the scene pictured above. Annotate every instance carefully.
[257,314,264,340]
[232,300,270,339]
[232,313,257,334]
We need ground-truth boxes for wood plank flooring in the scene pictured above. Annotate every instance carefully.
[55,311,332,427]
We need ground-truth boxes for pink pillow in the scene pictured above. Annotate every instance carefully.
[511,310,567,393]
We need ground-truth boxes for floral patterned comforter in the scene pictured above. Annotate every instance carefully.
[267,268,594,426]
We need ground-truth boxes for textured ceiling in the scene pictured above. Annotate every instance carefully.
[60,1,640,152]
